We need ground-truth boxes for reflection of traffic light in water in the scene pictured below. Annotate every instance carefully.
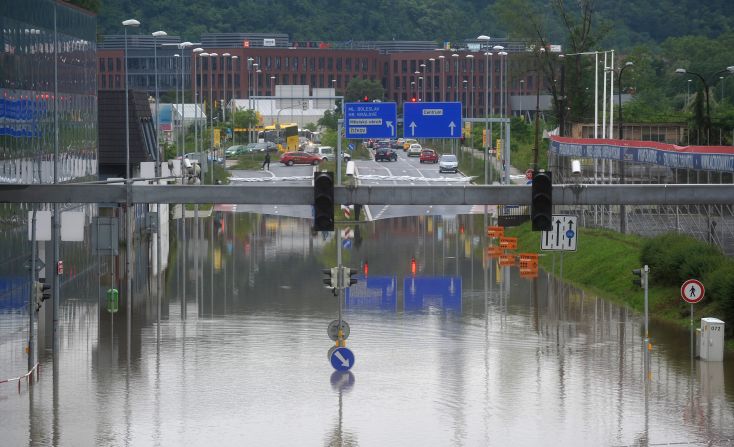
[362,260,368,277]
[411,257,417,276]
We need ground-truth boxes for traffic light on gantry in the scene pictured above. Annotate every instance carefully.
[531,170,553,231]
[313,172,334,231]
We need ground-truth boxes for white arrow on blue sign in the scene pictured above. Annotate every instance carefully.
[329,346,355,371]
[403,102,462,139]
[345,102,397,139]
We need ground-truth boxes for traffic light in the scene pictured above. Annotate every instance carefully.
[410,97,417,102]
[531,170,553,231]
[632,266,648,288]
[313,172,334,231]
[362,96,369,102]
[363,261,369,277]
[33,281,51,311]
[341,267,358,287]
[322,267,338,288]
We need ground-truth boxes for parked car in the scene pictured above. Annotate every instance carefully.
[279,151,323,166]
[419,149,438,163]
[225,145,247,158]
[438,154,459,173]
[374,147,398,162]
[407,143,423,157]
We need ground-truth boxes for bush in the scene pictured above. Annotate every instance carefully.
[704,263,734,336]
[640,233,723,285]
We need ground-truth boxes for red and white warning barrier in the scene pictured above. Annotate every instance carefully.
[0,363,40,393]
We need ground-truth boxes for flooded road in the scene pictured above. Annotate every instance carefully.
[1,213,733,446]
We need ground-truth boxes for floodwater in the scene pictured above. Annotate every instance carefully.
[1,213,733,446]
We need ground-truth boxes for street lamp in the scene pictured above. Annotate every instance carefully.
[231,55,238,143]
[192,48,204,154]
[463,79,468,117]
[428,58,435,100]
[122,19,139,183]
[151,30,167,174]
[209,52,218,158]
[222,53,231,124]
[478,34,492,185]
[466,54,474,119]
[676,68,711,144]
[270,75,276,97]
[198,52,209,153]
[247,57,254,108]
[617,60,633,234]
[121,17,139,349]
[438,55,445,101]
[452,54,459,102]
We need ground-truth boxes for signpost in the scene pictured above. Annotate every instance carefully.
[540,215,577,251]
[402,102,462,138]
[327,319,350,341]
[344,102,397,139]
[681,279,704,304]
[328,346,355,371]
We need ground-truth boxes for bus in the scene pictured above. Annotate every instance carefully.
[258,123,299,152]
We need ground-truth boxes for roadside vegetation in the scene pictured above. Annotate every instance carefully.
[503,222,734,348]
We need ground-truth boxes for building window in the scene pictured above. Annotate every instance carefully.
[212,57,218,70]
[276,56,281,70]
[310,74,316,87]
[346,58,352,71]
[318,57,324,70]
[116,58,122,71]
[394,76,400,88]
[336,58,342,71]
[107,58,113,71]
[327,57,333,70]
[100,75,106,88]
[309,57,315,71]
[401,60,407,73]
[99,58,105,72]
[292,57,298,71]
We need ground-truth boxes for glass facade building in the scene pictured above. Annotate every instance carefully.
[1,0,97,184]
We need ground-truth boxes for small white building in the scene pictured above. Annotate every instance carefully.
[228,86,337,127]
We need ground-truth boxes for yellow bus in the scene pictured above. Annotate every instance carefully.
[259,123,299,152]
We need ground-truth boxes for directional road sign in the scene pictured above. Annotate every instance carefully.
[328,346,355,371]
[540,215,577,251]
[402,102,462,138]
[681,279,705,304]
[344,102,397,139]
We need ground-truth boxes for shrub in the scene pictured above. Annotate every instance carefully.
[704,263,734,334]
[640,233,723,285]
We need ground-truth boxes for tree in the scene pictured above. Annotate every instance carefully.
[345,78,385,102]
[233,109,258,130]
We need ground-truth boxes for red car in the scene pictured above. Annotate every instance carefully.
[279,151,322,166]
[419,149,438,164]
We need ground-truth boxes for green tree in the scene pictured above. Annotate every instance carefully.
[233,109,258,130]
[345,78,385,102]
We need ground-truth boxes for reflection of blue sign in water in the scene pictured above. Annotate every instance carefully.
[403,102,462,138]
[403,276,462,312]
[345,275,397,311]
[342,239,352,249]
[344,102,397,139]
[330,347,355,371]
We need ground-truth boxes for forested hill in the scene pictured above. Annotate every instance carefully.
[96,0,734,48]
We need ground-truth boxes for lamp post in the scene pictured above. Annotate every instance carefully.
[199,52,209,155]
[209,52,218,170]
[151,31,167,174]
[617,61,633,234]
[270,75,276,96]
[466,54,474,119]
[247,58,254,109]
[676,68,711,144]
[429,58,435,100]
[419,76,423,101]
[519,79,524,119]
[179,42,193,160]
[438,55,445,101]
[478,34,491,185]
[192,48,203,154]
[420,63,426,100]
[231,55,238,143]
[122,17,139,352]
[222,53,230,125]
[452,54,459,102]
[414,70,420,100]
[463,79,468,117]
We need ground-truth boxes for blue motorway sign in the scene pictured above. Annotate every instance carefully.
[345,275,398,311]
[403,102,462,139]
[344,102,397,139]
[329,347,355,371]
[403,276,462,312]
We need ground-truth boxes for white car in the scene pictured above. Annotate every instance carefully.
[316,146,334,161]
[407,143,423,157]
[438,154,459,173]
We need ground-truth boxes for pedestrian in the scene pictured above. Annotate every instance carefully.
[262,151,271,170]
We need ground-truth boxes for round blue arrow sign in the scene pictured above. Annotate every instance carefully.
[330,347,355,371]
[566,229,575,239]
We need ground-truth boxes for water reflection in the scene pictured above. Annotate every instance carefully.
[0,213,732,445]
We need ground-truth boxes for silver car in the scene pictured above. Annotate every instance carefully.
[438,154,458,173]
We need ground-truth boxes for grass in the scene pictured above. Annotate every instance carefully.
[504,222,732,347]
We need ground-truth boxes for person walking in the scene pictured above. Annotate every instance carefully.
[262,151,271,170]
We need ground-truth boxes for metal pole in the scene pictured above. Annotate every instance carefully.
[594,53,599,138]
[337,119,342,185]
[609,50,615,138]
[29,211,37,371]
[52,3,60,354]
[644,264,649,343]
[602,52,608,138]
[485,51,489,185]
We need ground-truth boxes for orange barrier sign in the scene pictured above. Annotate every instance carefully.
[487,246,503,258]
[499,236,518,250]
[499,254,516,267]
[487,226,504,238]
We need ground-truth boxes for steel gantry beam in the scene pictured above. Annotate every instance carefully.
[1,184,734,205]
